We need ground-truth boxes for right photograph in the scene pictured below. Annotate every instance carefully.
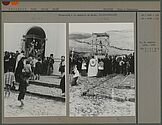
[69,23,135,116]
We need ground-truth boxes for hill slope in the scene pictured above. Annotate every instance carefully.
[69,30,134,55]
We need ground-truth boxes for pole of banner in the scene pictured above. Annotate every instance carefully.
[70,48,74,81]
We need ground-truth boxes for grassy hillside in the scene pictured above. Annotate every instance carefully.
[69,30,134,55]
[69,33,92,40]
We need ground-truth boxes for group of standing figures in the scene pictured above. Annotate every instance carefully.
[69,52,134,85]
[4,50,65,107]
[4,51,55,76]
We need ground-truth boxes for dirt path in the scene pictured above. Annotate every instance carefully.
[70,74,135,116]
[4,92,66,117]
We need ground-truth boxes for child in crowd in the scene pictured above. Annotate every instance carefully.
[4,67,15,97]
[71,65,79,86]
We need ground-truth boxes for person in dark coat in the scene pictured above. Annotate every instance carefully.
[59,56,65,77]
[34,58,42,80]
[15,57,29,107]
[76,57,82,73]
[112,56,116,73]
[4,52,10,73]
[15,57,26,83]
[9,53,16,72]
[60,74,65,97]
[130,53,134,74]
[103,54,109,76]
[108,56,112,74]
[42,57,48,75]
[47,54,54,75]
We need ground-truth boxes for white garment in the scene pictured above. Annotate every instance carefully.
[98,66,104,70]
[81,62,87,70]
[98,61,104,70]
[73,68,79,78]
[32,58,38,67]
[23,64,32,73]
[119,60,124,66]
[88,57,98,77]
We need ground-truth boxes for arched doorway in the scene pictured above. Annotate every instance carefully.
[22,26,47,60]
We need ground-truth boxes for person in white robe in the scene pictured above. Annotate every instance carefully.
[88,55,98,77]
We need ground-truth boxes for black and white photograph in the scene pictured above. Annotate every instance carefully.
[3,23,66,117]
[69,23,135,116]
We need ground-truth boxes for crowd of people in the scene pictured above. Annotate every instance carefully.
[70,52,134,85]
[4,51,56,76]
[4,50,65,106]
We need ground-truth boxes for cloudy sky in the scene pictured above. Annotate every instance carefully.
[69,23,134,33]
[4,23,66,58]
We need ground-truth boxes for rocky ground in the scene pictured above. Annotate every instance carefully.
[69,74,135,116]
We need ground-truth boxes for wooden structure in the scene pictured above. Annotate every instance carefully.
[92,32,110,55]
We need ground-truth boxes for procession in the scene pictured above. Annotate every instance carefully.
[69,52,134,81]
[69,23,135,116]
[4,23,66,116]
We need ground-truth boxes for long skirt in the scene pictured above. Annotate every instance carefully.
[47,66,53,75]
[81,70,87,76]
[97,70,104,77]
[60,75,65,93]
[15,73,21,83]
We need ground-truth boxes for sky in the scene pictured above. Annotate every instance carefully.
[4,23,134,57]
[4,23,66,58]
[69,23,134,33]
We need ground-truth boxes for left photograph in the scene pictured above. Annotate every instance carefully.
[3,23,66,117]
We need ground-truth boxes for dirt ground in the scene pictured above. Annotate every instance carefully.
[4,92,66,117]
[69,74,135,116]
[3,75,65,117]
